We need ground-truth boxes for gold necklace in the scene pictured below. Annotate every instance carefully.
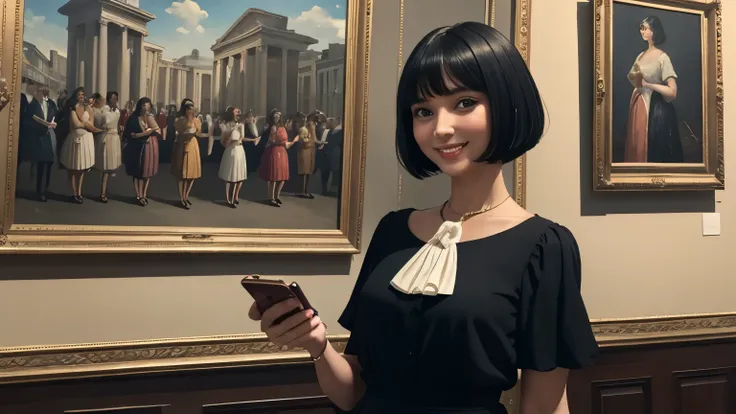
[440,195,511,222]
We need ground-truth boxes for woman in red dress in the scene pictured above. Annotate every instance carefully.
[258,108,298,207]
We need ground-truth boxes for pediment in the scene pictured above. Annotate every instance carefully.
[216,9,287,45]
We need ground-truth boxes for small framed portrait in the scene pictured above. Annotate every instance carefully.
[593,0,724,190]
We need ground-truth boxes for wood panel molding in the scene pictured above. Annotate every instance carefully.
[1,313,735,384]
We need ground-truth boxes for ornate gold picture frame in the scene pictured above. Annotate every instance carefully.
[490,0,531,207]
[593,0,724,191]
[0,0,372,254]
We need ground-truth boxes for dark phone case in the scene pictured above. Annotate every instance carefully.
[241,276,318,325]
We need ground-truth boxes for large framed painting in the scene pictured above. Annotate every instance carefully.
[0,0,371,253]
[593,0,724,191]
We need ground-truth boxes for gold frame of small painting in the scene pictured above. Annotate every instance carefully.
[593,0,724,191]
[0,0,372,254]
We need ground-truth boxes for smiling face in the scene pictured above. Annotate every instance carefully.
[409,77,491,178]
[142,101,151,113]
[109,93,118,108]
[233,108,241,121]
[640,22,652,42]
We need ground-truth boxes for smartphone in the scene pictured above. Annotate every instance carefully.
[241,275,317,325]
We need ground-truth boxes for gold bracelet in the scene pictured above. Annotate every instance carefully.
[311,340,329,362]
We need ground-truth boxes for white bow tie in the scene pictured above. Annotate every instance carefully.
[390,221,462,296]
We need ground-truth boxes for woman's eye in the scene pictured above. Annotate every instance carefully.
[457,98,477,109]
[413,108,432,118]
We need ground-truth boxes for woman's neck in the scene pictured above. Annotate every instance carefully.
[448,162,509,213]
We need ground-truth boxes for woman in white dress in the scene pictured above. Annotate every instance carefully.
[94,91,122,202]
[59,87,101,203]
[219,107,259,208]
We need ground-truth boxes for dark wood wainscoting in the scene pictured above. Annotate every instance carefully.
[568,338,736,414]
[1,315,735,414]
[0,363,335,414]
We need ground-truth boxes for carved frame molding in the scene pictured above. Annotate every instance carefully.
[1,313,734,384]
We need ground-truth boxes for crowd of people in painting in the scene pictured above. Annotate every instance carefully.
[16,85,344,209]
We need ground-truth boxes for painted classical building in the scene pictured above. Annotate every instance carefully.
[296,43,345,119]
[151,49,213,113]
[59,0,155,105]
[315,43,345,119]
[21,41,65,96]
[210,8,318,116]
[59,0,213,113]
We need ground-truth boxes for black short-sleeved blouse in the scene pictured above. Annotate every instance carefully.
[337,209,599,414]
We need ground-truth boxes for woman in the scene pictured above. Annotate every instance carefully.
[94,91,122,203]
[296,111,318,198]
[218,106,259,208]
[171,99,205,209]
[258,108,298,207]
[59,87,101,203]
[249,22,599,413]
[625,15,683,163]
[123,97,161,206]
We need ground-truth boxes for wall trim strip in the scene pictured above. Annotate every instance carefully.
[1,313,734,384]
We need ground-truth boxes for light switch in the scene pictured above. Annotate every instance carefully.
[702,213,721,236]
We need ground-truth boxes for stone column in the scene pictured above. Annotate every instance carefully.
[97,20,108,95]
[86,20,98,92]
[219,58,228,111]
[280,48,288,111]
[150,52,160,101]
[241,51,248,111]
[163,66,171,107]
[310,64,317,111]
[119,27,130,105]
[256,45,268,115]
[77,35,85,89]
[66,25,77,91]
[231,54,240,109]
[212,60,219,112]
[131,34,143,101]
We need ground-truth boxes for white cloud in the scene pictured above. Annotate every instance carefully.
[24,11,45,28]
[288,6,346,51]
[23,10,67,58]
[336,4,341,8]
[165,0,209,35]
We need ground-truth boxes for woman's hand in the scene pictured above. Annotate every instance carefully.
[249,298,327,358]
[629,63,643,88]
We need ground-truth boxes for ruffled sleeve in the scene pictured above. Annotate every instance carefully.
[338,211,397,354]
[515,223,599,371]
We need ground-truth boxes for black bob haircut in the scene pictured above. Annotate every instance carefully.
[395,21,545,179]
[641,16,666,46]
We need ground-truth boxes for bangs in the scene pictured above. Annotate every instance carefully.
[401,32,486,106]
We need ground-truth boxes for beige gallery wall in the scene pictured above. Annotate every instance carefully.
[0,0,734,348]
[528,0,734,319]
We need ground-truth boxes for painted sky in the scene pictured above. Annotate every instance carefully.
[23,0,348,61]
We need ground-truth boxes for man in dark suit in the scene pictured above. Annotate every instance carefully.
[26,85,58,201]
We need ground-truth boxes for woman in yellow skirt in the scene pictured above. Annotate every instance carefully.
[171,99,206,209]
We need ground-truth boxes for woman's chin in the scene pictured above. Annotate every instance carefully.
[436,160,474,177]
